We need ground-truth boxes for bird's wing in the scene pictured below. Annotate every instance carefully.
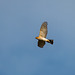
[39,22,48,38]
[38,40,45,48]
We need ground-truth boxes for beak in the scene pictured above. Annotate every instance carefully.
[35,37,38,39]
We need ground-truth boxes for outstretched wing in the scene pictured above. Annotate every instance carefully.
[38,40,45,48]
[39,22,48,38]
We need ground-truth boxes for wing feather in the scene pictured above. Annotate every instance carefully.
[38,40,45,48]
[39,22,48,38]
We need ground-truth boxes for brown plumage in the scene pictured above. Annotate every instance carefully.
[35,22,53,48]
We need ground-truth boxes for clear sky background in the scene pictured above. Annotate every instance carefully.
[0,0,75,75]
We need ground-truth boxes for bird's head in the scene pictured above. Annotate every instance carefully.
[35,37,39,39]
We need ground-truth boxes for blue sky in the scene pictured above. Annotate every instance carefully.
[0,0,75,75]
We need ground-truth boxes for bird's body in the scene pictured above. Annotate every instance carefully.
[35,22,53,48]
[36,36,48,41]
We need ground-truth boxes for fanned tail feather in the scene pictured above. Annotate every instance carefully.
[47,39,54,44]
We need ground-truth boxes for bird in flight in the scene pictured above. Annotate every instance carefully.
[35,22,53,48]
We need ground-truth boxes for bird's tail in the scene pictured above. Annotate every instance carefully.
[47,39,54,44]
